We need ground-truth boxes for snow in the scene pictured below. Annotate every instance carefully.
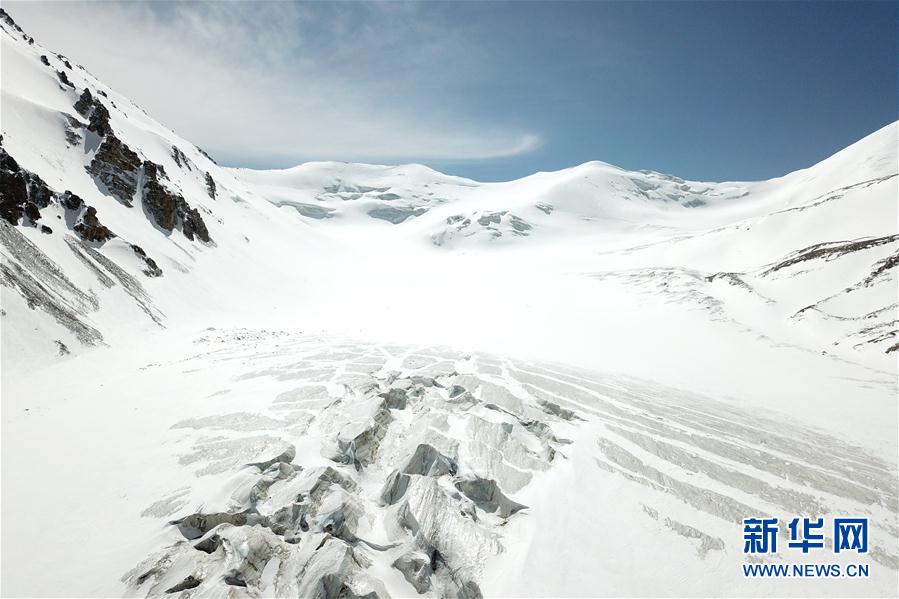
[1,11,897,598]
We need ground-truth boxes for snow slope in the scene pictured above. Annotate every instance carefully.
[1,8,896,598]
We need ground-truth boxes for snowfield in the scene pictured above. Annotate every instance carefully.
[1,8,897,598]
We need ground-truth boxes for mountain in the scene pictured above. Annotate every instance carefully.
[1,9,897,598]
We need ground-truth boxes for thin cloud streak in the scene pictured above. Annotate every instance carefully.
[6,1,541,165]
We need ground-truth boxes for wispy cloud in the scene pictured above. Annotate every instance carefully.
[6,1,541,166]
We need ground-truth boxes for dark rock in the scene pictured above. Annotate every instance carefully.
[59,190,84,211]
[56,70,74,88]
[23,202,40,222]
[195,145,217,165]
[39,55,50,66]
[74,89,112,137]
[73,206,115,242]
[40,225,52,234]
[87,136,140,204]
[130,244,163,277]
[73,89,93,115]
[64,116,82,146]
[205,172,216,199]
[142,161,211,242]
[171,146,190,169]
[180,205,210,242]
[0,8,23,33]
[0,146,53,224]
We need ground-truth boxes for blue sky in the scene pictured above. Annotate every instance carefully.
[9,1,897,182]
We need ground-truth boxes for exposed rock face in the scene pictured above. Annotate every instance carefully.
[74,88,112,137]
[170,145,191,170]
[74,206,115,243]
[75,90,210,243]
[205,171,216,199]
[0,9,23,32]
[130,244,163,277]
[59,191,115,243]
[141,161,177,230]
[0,146,53,225]
[56,70,73,88]
[141,161,211,242]
[195,145,217,164]
[39,54,50,66]
[86,136,140,205]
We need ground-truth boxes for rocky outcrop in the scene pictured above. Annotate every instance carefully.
[56,70,73,88]
[140,162,176,230]
[129,244,163,277]
[171,145,192,170]
[59,191,115,243]
[86,135,140,204]
[195,145,217,165]
[76,90,210,242]
[0,146,53,225]
[205,171,216,199]
[141,161,211,242]
[74,206,114,242]
[74,89,112,136]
